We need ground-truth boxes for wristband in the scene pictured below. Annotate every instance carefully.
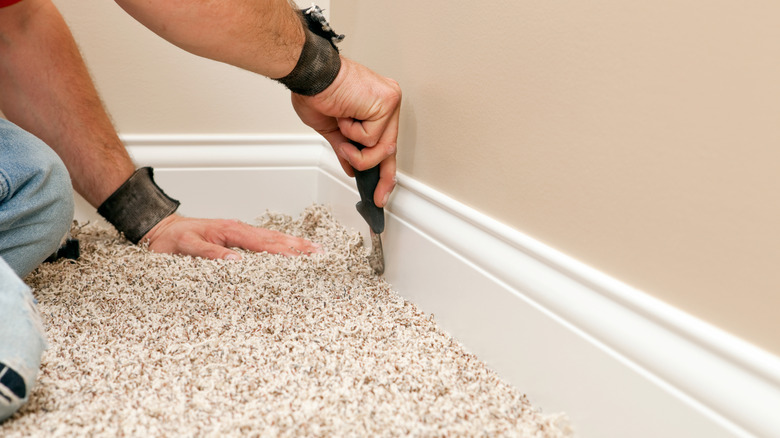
[97,167,180,244]
[276,5,344,96]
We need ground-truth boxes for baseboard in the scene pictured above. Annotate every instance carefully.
[80,134,780,438]
[73,134,326,223]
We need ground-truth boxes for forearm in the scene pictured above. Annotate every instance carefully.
[0,0,135,207]
[113,0,305,79]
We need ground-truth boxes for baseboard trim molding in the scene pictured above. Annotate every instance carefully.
[117,134,780,438]
[122,133,325,168]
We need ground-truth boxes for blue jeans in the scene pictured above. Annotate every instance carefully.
[0,119,74,422]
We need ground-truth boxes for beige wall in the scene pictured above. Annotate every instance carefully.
[331,1,780,355]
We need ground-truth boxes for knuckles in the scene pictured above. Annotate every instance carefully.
[385,142,397,157]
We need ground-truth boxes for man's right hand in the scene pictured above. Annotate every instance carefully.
[291,57,402,208]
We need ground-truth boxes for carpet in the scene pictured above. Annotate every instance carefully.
[2,205,571,437]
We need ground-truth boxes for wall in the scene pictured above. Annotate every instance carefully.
[53,0,319,134]
[331,1,780,356]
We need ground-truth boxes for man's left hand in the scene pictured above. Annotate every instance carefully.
[141,214,322,260]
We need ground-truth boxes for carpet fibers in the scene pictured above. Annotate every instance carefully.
[3,205,571,437]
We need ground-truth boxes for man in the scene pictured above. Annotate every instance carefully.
[0,0,401,421]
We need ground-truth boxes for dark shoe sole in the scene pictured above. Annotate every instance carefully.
[0,363,26,402]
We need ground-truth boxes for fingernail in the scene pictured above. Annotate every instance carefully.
[338,145,350,161]
[382,193,390,207]
[225,253,241,261]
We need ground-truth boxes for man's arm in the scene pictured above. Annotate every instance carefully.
[0,0,134,206]
[0,0,320,259]
[114,0,306,80]
[113,0,401,207]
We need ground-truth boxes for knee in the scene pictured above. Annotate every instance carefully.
[27,142,74,223]
[0,120,75,220]
[35,146,75,241]
[20,143,75,267]
[0,121,74,275]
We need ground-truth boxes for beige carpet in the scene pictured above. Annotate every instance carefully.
[2,205,571,437]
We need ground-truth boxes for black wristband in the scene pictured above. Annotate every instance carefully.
[97,167,180,244]
[276,6,344,96]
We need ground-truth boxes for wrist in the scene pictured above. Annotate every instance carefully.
[139,212,179,245]
[275,5,344,96]
[97,167,180,244]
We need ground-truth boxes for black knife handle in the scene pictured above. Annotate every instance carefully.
[350,140,385,234]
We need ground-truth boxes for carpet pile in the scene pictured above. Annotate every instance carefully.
[2,205,571,437]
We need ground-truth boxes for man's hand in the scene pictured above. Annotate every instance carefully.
[141,214,322,260]
[292,57,401,208]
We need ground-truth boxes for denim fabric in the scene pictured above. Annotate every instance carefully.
[0,257,47,422]
[0,118,72,421]
[0,119,74,277]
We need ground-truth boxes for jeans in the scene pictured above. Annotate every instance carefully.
[0,119,74,422]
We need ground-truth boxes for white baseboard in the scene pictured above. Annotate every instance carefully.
[74,134,780,438]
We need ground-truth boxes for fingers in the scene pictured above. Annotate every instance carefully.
[179,237,243,261]
[328,121,397,207]
[317,128,356,177]
[335,95,401,172]
[146,217,322,260]
[233,224,322,256]
[375,154,397,207]
[218,220,322,257]
[336,133,396,172]
[330,141,395,208]
[336,98,400,151]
